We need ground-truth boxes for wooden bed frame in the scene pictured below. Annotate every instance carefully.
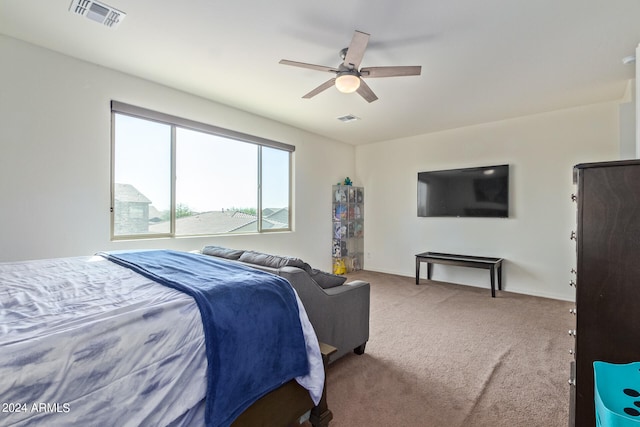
[232,343,337,427]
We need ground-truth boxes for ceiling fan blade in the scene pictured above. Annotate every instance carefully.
[356,79,378,103]
[343,30,370,69]
[360,66,422,78]
[279,59,339,73]
[302,78,336,99]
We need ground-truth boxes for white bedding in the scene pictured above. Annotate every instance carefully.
[0,255,323,426]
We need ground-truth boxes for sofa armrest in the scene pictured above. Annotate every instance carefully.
[324,280,369,295]
[278,267,370,361]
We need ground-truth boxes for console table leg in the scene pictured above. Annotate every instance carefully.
[497,264,502,291]
[415,258,420,285]
[427,263,432,280]
[490,266,496,298]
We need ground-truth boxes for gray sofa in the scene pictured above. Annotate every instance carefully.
[200,246,370,361]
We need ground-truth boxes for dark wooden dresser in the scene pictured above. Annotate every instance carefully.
[570,160,640,426]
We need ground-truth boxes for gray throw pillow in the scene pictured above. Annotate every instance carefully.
[238,250,310,271]
[202,245,245,260]
[310,269,347,289]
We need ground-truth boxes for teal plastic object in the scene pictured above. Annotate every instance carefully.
[594,361,640,427]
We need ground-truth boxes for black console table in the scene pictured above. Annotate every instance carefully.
[415,252,503,297]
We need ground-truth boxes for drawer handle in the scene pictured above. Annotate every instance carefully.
[568,329,576,337]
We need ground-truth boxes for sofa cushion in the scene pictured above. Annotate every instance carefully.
[238,250,310,270]
[202,245,245,260]
[310,269,347,289]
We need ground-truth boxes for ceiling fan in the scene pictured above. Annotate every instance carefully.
[279,30,422,103]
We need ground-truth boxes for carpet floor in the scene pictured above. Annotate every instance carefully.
[316,270,574,427]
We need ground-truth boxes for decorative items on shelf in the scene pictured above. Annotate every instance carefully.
[332,184,364,275]
[332,258,347,275]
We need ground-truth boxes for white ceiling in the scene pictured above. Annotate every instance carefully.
[1,0,639,145]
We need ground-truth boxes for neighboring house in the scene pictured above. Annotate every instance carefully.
[232,209,289,233]
[114,183,152,235]
[148,205,163,223]
[262,208,290,228]
[148,208,289,235]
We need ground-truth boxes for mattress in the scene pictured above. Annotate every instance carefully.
[0,255,323,426]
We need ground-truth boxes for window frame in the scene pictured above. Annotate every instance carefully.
[110,101,294,240]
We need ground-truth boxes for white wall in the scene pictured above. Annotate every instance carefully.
[620,79,636,159]
[356,103,620,301]
[0,35,354,269]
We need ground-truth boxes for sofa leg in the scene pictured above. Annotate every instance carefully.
[353,342,366,355]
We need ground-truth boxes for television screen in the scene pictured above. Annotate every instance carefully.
[417,164,509,218]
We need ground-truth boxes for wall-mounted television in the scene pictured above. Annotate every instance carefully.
[417,164,509,218]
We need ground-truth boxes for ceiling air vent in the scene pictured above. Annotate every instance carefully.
[69,0,126,28]
[337,114,360,123]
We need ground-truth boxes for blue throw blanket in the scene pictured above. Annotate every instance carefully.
[99,250,309,427]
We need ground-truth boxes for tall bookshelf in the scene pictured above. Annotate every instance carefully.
[332,185,364,274]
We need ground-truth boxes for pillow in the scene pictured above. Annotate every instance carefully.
[201,245,245,260]
[309,269,347,289]
[283,257,311,272]
[238,250,310,270]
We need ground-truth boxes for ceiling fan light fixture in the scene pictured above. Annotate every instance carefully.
[280,30,420,102]
[335,73,360,94]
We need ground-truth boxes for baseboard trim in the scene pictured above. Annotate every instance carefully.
[363,268,575,302]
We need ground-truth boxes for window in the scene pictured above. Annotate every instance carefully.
[111,101,293,239]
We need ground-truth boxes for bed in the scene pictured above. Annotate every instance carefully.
[0,250,334,427]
